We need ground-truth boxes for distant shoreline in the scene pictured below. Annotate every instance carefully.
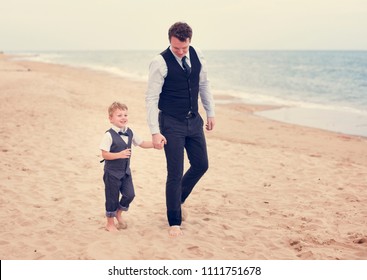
[4,51,367,138]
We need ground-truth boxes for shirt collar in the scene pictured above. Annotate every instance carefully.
[111,125,127,133]
[169,46,190,62]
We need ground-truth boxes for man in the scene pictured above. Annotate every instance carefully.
[145,22,215,237]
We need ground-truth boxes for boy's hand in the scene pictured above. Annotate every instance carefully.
[120,148,131,158]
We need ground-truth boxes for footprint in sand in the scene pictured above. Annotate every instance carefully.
[289,240,303,252]
[221,224,231,230]
[187,245,214,258]
[353,237,366,244]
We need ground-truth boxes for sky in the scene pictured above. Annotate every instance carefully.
[1,0,367,51]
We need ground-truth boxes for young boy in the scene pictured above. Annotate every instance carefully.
[99,102,153,232]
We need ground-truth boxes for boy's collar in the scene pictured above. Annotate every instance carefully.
[111,125,127,133]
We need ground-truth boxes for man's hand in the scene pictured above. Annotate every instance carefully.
[206,117,215,131]
[152,133,167,150]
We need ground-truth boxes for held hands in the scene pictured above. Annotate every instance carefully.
[119,148,131,158]
[152,133,167,150]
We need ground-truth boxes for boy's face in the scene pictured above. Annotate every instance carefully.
[109,109,128,128]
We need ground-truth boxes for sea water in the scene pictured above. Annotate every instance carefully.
[12,50,367,137]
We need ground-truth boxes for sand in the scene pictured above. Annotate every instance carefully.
[0,53,366,260]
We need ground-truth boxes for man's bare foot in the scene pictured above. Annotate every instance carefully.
[169,226,182,237]
[182,207,188,221]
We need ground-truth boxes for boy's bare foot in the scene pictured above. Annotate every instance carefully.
[106,217,119,232]
[116,210,127,229]
[169,226,182,237]
[117,220,128,230]
[106,224,119,232]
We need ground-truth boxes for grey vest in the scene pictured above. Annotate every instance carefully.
[104,128,133,179]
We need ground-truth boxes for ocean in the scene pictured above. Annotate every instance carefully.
[12,50,367,137]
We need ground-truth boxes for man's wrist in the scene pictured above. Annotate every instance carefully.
[151,129,160,135]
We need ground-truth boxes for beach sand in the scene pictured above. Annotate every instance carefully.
[0,53,366,260]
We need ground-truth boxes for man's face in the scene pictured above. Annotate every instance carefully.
[170,36,190,58]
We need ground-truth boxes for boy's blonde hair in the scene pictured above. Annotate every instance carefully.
[108,102,128,117]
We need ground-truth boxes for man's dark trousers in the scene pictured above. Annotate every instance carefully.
[159,112,209,226]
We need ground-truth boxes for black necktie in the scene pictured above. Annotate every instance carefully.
[182,56,191,76]
[118,131,129,136]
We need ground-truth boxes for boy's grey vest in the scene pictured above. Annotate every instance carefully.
[104,128,133,179]
[158,46,201,121]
